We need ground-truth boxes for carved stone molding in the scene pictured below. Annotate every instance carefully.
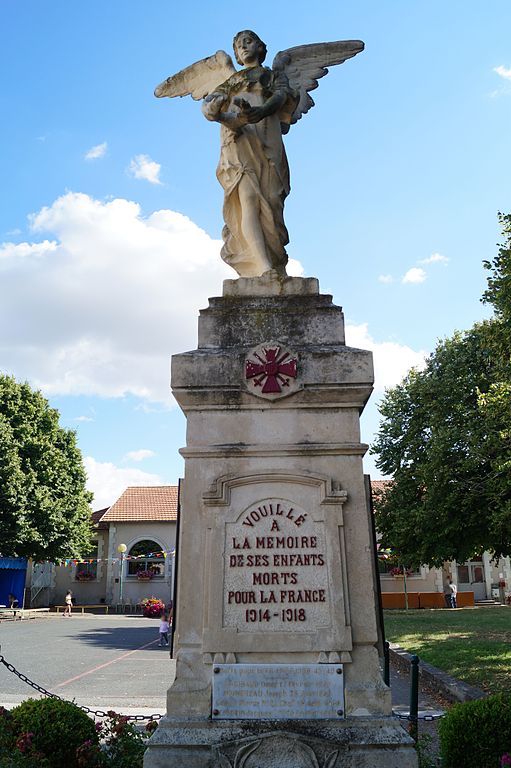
[214,734,340,767]
[203,470,348,507]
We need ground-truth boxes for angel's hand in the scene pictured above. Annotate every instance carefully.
[243,106,268,124]
[202,92,225,120]
[233,97,269,124]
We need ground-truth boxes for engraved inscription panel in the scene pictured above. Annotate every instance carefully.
[223,499,331,632]
[212,663,344,720]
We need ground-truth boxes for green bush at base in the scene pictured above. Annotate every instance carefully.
[10,698,98,768]
[0,701,155,768]
[439,693,511,768]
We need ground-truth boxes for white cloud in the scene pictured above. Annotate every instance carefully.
[85,142,107,160]
[1,192,306,403]
[378,274,394,284]
[124,449,155,462]
[494,65,511,81]
[402,267,426,284]
[419,252,449,265]
[346,322,426,391]
[84,456,164,509]
[0,239,57,266]
[74,415,94,422]
[128,154,162,185]
[287,258,304,277]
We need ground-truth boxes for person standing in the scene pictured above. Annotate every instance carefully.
[159,613,170,647]
[449,580,458,608]
[63,590,73,617]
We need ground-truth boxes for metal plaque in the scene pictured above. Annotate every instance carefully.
[211,663,344,720]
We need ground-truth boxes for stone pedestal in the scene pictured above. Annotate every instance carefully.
[144,274,417,767]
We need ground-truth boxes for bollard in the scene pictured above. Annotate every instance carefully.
[383,640,390,687]
[408,654,419,742]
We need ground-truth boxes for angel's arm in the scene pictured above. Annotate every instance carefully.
[201,92,243,130]
[201,84,289,132]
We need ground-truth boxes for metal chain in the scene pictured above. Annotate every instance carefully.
[0,654,163,721]
[0,652,443,725]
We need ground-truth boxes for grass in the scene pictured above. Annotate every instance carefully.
[384,606,511,694]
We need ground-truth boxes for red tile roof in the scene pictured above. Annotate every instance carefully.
[100,486,178,522]
[92,507,109,530]
[370,480,391,493]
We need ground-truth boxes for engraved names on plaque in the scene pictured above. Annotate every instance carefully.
[223,500,331,632]
[212,664,344,720]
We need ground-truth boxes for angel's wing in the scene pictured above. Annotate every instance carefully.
[272,40,364,125]
[154,50,236,100]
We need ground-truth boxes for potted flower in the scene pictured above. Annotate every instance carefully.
[75,570,95,582]
[141,597,165,618]
[390,566,413,577]
[136,569,154,582]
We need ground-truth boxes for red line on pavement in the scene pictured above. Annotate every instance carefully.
[55,639,159,688]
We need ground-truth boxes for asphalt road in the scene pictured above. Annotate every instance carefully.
[0,614,175,716]
[0,615,442,723]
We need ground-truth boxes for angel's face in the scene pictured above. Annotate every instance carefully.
[234,33,262,67]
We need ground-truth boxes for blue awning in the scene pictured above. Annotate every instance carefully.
[0,558,28,570]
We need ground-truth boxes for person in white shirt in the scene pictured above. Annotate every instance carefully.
[449,580,458,608]
[159,613,170,647]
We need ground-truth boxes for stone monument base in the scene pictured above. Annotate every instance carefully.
[145,717,417,767]
[144,273,418,767]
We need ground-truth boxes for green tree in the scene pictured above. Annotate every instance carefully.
[373,322,510,566]
[0,375,93,561]
[482,211,511,324]
[373,213,511,565]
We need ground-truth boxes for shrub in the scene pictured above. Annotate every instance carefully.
[10,698,98,768]
[141,597,165,618]
[439,693,511,768]
[97,712,146,768]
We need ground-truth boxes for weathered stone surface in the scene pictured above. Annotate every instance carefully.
[155,25,364,279]
[146,718,418,767]
[144,275,416,767]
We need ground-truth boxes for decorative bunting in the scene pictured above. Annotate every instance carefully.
[51,548,177,567]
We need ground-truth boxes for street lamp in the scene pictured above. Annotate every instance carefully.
[117,543,127,606]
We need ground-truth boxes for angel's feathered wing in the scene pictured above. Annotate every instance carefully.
[273,40,364,126]
[154,50,236,100]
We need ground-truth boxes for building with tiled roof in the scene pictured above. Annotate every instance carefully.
[101,486,178,522]
[370,479,390,495]
[49,486,179,610]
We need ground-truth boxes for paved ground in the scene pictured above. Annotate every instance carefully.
[0,613,444,735]
[0,614,175,716]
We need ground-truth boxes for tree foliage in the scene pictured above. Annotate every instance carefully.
[482,211,511,325]
[372,213,511,567]
[0,375,93,561]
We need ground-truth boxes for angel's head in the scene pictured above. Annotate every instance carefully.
[233,30,267,66]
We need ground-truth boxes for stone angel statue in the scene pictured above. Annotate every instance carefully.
[155,31,364,278]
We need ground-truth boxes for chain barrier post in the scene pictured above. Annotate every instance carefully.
[383,640,390,687]
[408,654,419,742]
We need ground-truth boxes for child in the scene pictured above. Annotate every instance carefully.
[159,612,170,647]
[63,590,73,617]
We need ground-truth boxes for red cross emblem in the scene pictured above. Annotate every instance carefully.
[245,346,298,394]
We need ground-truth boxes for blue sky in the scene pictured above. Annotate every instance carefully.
[1,1,510,507]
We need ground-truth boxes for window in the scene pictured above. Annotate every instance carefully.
[75,542,98,581]
[127,540,165,578]
[458,565,470,583]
